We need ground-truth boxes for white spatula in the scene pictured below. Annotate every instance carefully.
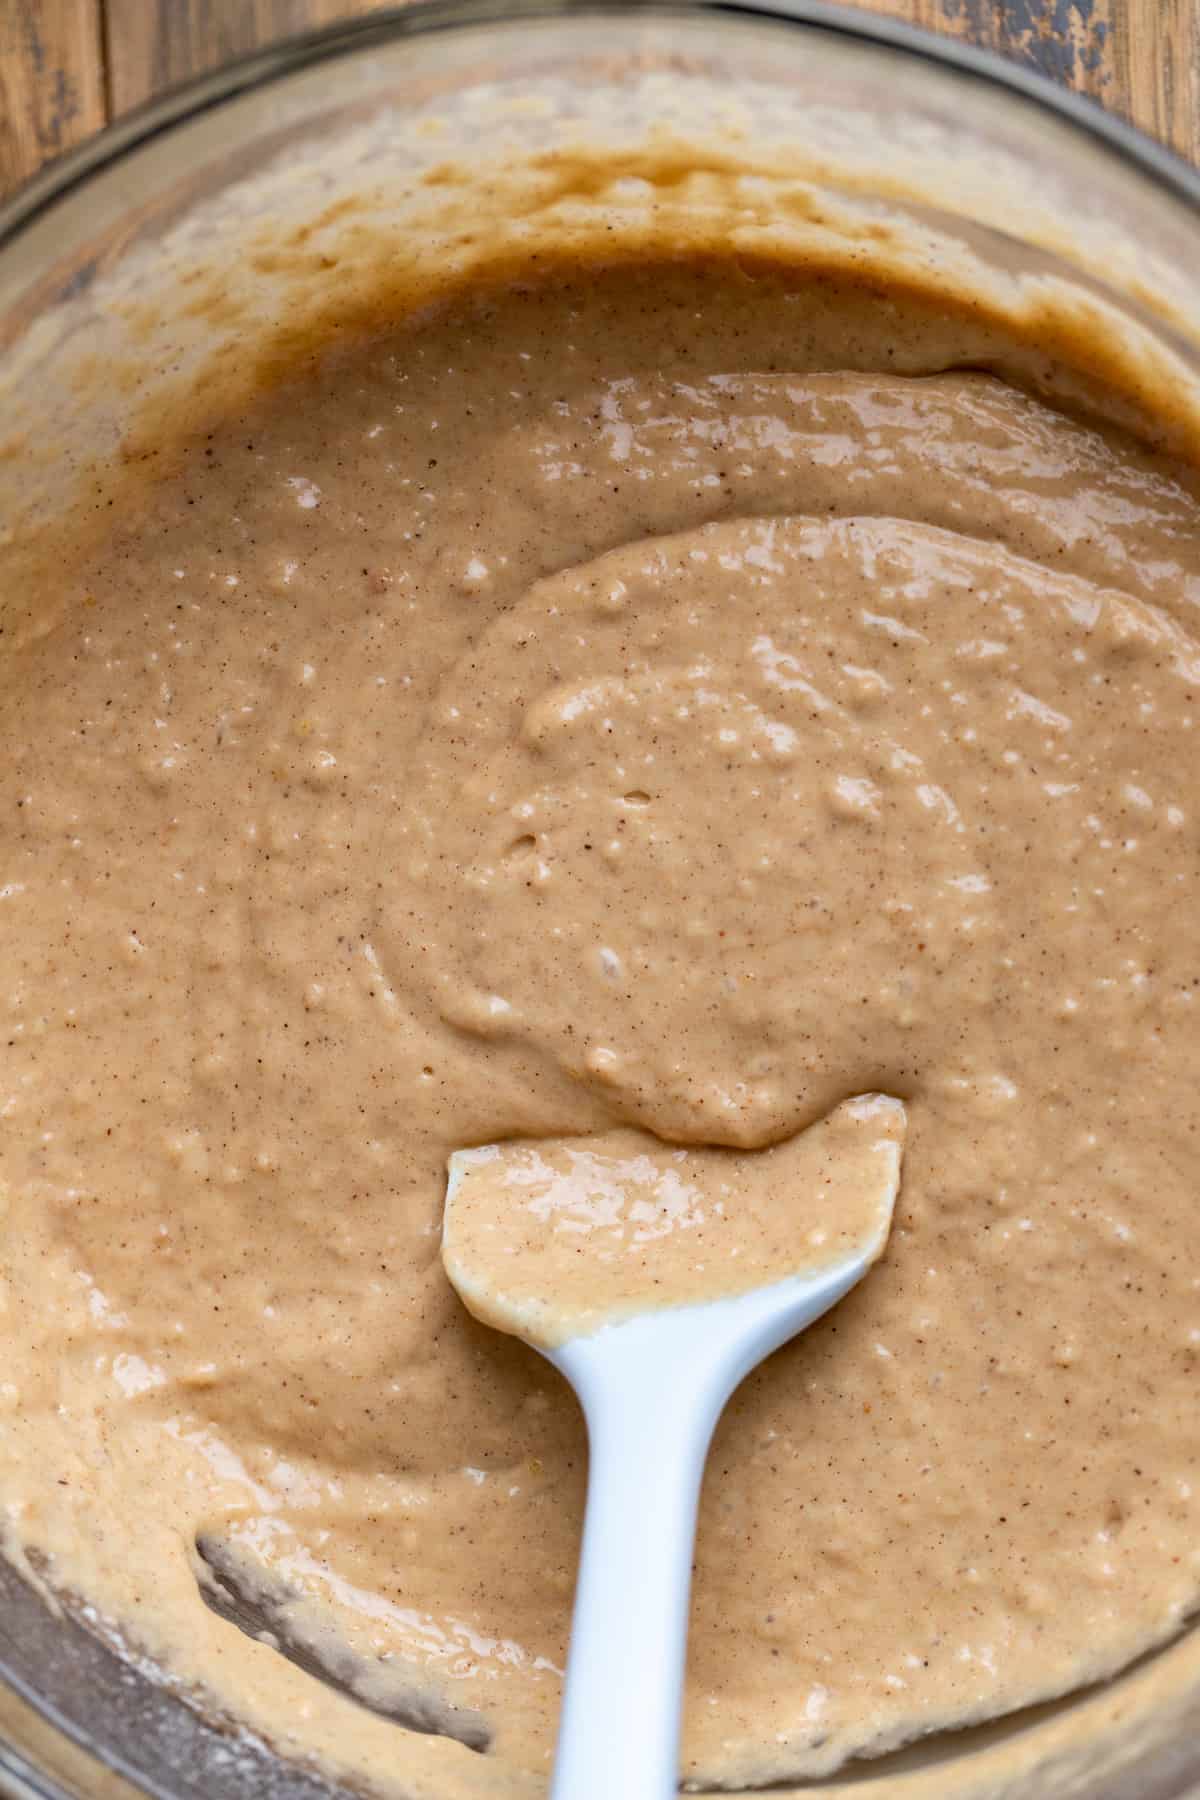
[441,1094,907,1800]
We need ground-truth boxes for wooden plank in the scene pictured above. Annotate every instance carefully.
[838,0,1200,166]
[0,0,105,197]
[104,0,397,117]
[1113,0,1200,163]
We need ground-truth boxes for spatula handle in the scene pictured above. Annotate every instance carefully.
[548,1318,733,1800]
[546,1257,877,1798]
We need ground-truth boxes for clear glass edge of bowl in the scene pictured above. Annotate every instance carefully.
[3,0,1200,262]
[0,1739,72,1800]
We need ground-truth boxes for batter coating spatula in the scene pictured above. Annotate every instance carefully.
[442,1094,906,1800]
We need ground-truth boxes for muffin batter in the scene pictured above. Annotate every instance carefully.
[2,259,1200,1797]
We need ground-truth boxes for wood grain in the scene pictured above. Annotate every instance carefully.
[1,0,1198,202]
[104,0,395,117]
[1116,0,1200,162]
[855,0,1199,162]
[0,0,105,196]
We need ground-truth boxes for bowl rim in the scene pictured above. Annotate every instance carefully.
[1,0,1199,259]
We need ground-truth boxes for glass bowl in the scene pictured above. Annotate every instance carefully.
[1,5,1199,1797]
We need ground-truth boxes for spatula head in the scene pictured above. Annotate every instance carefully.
[442,1094,906,1349]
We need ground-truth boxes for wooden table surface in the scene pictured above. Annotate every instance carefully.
[1,0,1198,200]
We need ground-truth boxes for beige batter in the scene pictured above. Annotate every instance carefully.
[2,258,1200,1798]
[443,1097,906,1346]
